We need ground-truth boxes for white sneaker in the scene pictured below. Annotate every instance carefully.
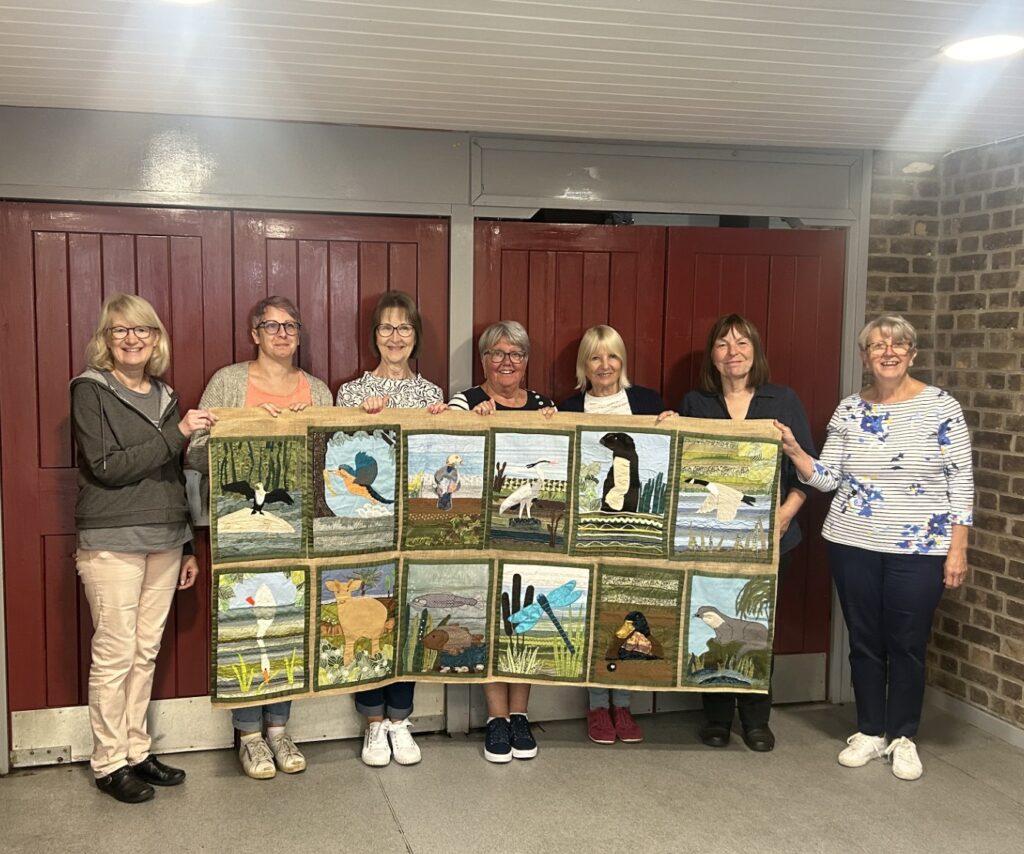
[388,719,422,766]
[362,721,392,767]
[886,736,923,781]
[267,731,306,774]
[838,732,887,767]
[239,735,276,780]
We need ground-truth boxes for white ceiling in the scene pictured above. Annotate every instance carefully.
[1,0,1022,152]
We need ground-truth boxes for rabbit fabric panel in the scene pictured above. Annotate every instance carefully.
[205,410,782,706]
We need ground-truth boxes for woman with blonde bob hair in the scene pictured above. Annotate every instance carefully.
[72,294,215,803]
[560,324,668,746]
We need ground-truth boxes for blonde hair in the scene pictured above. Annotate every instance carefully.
[85,294,170,377]
[857,315,918,352]
[575,325,632,392]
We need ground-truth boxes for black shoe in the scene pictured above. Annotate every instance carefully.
[484,718,512,764]
[509,714,538,760]
[698,720,732,748]
[95,766,155,803]
[741,725,775,752]
[131,754,186,786]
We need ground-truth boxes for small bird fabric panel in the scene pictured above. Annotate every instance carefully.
[398,560,493,678]
[314,563,398,692]
[492,560,593,683]
[486,430,575,554]
[570,428,676,558]
[682,571,775,692]
[309,426,400,557]
[211,566,310,703]
[209,436,308,563]
[402,430,490,550]
[672,433,781,564]
[588,564,683,688]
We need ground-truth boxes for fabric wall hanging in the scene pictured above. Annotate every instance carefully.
[207,409,782,707]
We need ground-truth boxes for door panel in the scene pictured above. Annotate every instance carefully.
[233,212,449,392]
[0,202,233,712]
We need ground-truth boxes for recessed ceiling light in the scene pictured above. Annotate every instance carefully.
[942,34,1024,62]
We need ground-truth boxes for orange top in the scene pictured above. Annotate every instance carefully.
[244,368,312,408]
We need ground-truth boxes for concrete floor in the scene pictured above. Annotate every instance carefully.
[2,704,1023,854]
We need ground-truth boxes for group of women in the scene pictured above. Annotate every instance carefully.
[71,289,972,801]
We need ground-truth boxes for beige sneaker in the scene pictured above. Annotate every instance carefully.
[267,731,306,774]
[838,732,887,767]
[239,735,276,780]
[885,736,923,781]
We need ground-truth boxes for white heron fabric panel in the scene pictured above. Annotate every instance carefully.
[207,410,782,705]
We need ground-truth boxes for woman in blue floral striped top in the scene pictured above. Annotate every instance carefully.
[777,315,973,783]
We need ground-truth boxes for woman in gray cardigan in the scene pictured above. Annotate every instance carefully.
[187,295,331,782]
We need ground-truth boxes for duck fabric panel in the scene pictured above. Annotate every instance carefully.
[206,409,781,706]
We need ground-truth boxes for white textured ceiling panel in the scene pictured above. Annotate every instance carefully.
[0,0,1022,150]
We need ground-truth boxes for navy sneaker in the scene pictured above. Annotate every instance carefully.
[484,717,512,764]
[509,713,538,760]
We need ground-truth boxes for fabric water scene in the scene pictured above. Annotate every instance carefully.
[682,572,774,691]
[588,564,683,688]
[487,431,573,553]
[493,562,591,682]
[571,428,674,557]
[315,563,397,691]
[209,436,306,562]
[309,426,399,556]
[213,568,308,702]
[403,431,488,549]
[673,436,780,564]
[399,561,491,677]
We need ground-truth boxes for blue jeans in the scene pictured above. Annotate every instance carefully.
[829,542,946,738]
[232,701,291,732]
[354,682,415,720]
[588,688,632,709]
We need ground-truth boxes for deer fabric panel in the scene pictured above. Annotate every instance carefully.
[206,409,781,706]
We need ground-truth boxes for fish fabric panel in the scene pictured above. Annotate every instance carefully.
[206,409,782,702]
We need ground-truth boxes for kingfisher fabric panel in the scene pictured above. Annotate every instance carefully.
[206,409,781,706]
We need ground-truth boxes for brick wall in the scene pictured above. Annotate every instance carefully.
[867,139,1024,728]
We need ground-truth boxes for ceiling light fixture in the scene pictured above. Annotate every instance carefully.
[161,0,217,6]
[942,34,1024,62]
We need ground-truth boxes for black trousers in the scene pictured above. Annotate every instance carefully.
[702,552,791,729]
[828,541,945,738]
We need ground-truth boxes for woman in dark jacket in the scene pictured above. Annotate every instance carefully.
[679,313,816,753]
[72,294,214,803]
[561,325,671,746]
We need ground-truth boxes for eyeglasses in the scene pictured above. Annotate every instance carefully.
[377,323,415,338]
[485,349,527,365]
[865,341,912,356]
[107,326,156,340]
[256,320,301,336]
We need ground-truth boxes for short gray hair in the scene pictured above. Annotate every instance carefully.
[477,320,530,359]
[857,315,918,351]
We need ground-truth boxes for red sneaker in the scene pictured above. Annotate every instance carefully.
[611,707,645,743]
[587,707,616,744]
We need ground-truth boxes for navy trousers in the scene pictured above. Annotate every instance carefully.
[828,542,946,739]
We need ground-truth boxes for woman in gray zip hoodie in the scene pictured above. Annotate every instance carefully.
[71,294,215,804]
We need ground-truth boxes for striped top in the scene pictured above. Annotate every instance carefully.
[801,385,974,555]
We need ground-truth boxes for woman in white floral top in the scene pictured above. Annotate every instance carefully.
[777,315,973,783]
[335,291,444,769]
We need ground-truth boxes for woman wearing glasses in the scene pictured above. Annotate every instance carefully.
[447,320,555,763]
[72,294,215,802]
[188,295,331,780]
[777,315,973,781]
[335,291,444,768]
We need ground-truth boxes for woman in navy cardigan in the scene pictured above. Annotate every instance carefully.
[560,325,669,746]
[679,313,816,753]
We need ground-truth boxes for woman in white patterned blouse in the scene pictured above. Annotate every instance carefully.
[335,291,444,769]
[777,315,973,782]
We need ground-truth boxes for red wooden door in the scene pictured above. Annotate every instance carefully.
[0,202,232,712]
[666,227,846,657]
[473,222,667,404]
[234,213,449,392]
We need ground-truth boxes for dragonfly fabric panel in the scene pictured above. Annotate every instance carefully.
[206,409,782,705]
